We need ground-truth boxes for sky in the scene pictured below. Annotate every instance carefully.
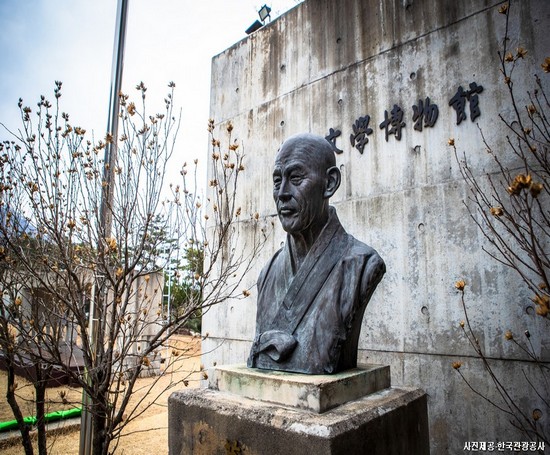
[0,0,303,186]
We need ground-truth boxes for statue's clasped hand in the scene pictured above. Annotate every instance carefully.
[254,330,297,362]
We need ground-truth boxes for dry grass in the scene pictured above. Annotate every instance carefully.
[0,335,201,454]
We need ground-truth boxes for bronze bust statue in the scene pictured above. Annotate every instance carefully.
[247,133,385,374]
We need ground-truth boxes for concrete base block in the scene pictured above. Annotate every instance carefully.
[169,386,429,455]
[210,363,390,413]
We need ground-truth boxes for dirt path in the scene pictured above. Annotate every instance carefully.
[0,335,201,454]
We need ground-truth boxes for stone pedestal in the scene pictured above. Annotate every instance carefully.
[211,364,391,413]
[168,364,429,455]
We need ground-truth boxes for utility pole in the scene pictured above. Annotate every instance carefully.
[79,1,129,453]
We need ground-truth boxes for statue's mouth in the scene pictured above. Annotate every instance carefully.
[279,206,297,216]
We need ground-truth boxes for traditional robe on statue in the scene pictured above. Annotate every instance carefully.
[248,207,386,374]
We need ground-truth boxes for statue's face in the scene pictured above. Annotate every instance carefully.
[272,144,327,235]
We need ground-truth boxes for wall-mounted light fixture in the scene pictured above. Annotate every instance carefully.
[258,5,272,23]
[245,20,262,35]
[245,4,272,35]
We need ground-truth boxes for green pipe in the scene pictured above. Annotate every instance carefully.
[0,407,81,432]
[0,415,36,432]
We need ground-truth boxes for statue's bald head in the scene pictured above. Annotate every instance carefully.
[276,133,336,174]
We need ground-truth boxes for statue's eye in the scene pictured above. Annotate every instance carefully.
[290,175,303,185]
[273,175,281,189]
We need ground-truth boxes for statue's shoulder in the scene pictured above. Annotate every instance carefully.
[345,233,382,258]
[344,233,386,273]
[331,209,384,268]
[265,244,285,269]
[257,246,285,287]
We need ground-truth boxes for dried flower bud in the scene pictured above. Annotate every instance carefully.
[105,237,118,253]
[532,294,550,317]
[490,207,503,217]
[535,305,549,317]
[507,185,520,196]
[529,182,543,198]
[455,280,466,291]
[516,47,527,59]
[452,361,463,370]
[207,118,215,133]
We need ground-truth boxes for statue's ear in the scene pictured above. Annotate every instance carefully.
[324,166,341,199]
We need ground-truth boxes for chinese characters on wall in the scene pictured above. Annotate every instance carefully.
[325,82,484,154]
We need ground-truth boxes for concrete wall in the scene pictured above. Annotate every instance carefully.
[203,0,550,452]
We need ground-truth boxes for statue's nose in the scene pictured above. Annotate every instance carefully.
[276,180,291,202]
